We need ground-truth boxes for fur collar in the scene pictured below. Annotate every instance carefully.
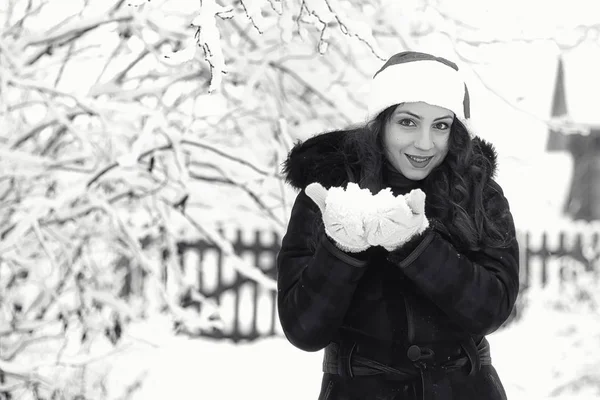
[282,129,498,190]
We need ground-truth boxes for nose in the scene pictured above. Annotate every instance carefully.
[414,127,434,151]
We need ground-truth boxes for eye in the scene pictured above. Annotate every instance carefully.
[434,121,451,130]
[398,118,416,127]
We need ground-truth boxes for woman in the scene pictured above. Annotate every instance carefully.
[276,51,519,400]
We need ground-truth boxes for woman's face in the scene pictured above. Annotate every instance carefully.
[382,102,454,181]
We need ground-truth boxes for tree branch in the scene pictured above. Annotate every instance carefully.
[268,60,353,124]
[9,110,90,149]
[24,12,133,48]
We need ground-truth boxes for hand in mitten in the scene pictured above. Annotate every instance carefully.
[364,188,429,251]
[305,182,372,253]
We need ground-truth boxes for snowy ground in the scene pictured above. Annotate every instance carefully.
[93,289,600,400]
[6,288,599,400]
[6,224,599,400]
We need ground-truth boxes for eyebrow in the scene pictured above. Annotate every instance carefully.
[395,111,453,122]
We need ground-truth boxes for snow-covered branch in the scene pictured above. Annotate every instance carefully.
[24,11,134,47]
[0,359,51,387]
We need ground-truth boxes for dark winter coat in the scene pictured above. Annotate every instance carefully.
[276,130,519,400]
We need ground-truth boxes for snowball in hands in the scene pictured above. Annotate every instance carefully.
[365,188,430,251]
[305,182,429,253]
[305,182,372,253]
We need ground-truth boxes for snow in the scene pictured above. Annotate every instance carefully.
[490,284,600,399]
[106,331,323,400]
[85,293,600,400]
[191,0,231,92]
[16,263,590,400]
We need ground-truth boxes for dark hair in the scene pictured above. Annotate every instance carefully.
[335,105,513,253]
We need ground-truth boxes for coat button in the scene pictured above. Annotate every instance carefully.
[407,345,421,361]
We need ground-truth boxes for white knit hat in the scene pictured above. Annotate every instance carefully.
[367,51,471,130]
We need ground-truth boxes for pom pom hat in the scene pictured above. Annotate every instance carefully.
[367,51,472,128]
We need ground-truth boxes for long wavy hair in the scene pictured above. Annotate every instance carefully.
[321,104,513,253]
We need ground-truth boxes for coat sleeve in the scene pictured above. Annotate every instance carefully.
[387,181,520,336]
[276,189,369,352]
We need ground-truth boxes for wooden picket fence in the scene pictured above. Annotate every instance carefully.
[177,227,600,342]
[518,229,599,289]
[177,229,282,342]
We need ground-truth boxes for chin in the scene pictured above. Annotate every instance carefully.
[404,171,429,181]
[397,165,430,181]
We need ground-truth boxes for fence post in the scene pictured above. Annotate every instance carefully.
[523,231,531,290]
[197,246,204,302]
[541,232,549,287]
[251,230,261,340]
[217,227,225,307]
[231,229,244,343]
[270,231,280,337]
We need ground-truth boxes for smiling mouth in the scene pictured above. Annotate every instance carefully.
[405,154,434,163]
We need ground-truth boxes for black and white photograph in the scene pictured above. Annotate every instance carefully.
[1,0,599,399]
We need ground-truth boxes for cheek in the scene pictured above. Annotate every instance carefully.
[382,132,396,155]
[438,149,449,164]
[383,136,403,164]
[384,139,408,163]
[436,135,450,153]
[384,130,410,151]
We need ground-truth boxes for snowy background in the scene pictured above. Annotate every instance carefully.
[1,0,600,399]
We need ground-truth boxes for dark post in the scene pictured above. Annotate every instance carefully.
[270,231,280,336]
[232,229,244,342]
[251,230,261,339]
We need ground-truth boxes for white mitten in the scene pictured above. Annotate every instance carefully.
[364,188,430,251]
[305,182,372,253]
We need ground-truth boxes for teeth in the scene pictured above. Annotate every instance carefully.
[407,155,431,162]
